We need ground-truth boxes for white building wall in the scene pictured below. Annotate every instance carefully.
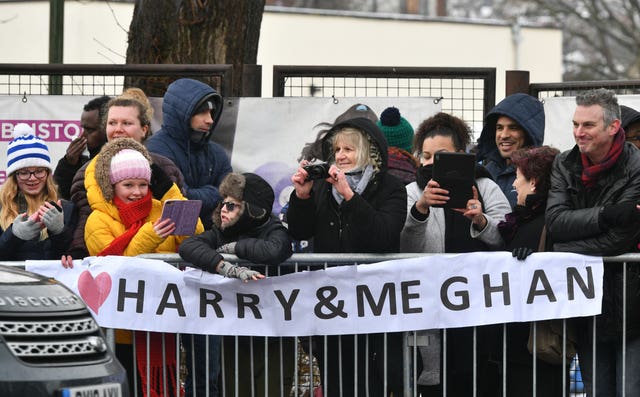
[0,2,562,98]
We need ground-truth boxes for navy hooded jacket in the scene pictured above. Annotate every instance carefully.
[476,93,545,208]
[146,78,232,229]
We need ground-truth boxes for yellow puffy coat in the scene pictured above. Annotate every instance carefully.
[83,140,204,256]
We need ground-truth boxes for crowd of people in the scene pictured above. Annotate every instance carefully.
[1,82,639,397]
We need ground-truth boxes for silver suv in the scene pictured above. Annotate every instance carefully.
[0,265,128,396]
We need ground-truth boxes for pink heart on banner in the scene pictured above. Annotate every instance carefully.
[77,270,112,314]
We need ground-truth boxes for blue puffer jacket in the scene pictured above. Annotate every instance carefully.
[146,78,232,229]
[476,93,545,208]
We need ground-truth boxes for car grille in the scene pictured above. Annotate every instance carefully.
[0,314,109,365]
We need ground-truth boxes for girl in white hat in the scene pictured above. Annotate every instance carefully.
[0,124,77,260]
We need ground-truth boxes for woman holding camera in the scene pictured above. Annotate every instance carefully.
[288,117,407,396]
[289,117,406,253]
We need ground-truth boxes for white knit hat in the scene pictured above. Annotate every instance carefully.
[6,123,52,176]
[109,149,151,184]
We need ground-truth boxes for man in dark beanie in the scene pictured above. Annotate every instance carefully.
[179,172,294,397]
[146,78,232,230]
[146,78,233,397]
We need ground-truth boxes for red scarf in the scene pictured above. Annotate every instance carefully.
[134,331,180,397]
[580,129,625,190]
[99,191,180,397]
[98,191,152,256]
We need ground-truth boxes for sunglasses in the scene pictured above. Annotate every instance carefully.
[221,201,241,211]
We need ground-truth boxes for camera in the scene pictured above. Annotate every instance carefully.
[303,162,330,180]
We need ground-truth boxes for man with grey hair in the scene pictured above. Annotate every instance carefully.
[546,88,640,396]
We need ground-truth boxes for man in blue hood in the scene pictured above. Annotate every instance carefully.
[146,78,232,230]
[145,78,231,397]
[476,93,545,208]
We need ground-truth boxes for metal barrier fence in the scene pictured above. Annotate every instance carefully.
[5,252,638,397]
[0,64,237,97]
[0,63,495,140]
[530,79,640,100]
[272,66,496,140]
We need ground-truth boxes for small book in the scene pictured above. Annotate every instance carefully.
[432,152,476,209]
[160,200,202,235]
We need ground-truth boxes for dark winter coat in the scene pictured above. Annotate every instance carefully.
[286,117,407,254]
[546,141,640,338]
[500,196,547,253]
[179,215,292,276]
[476,94,545,208]
[499,196,548,360]
[54,155,90,200]
[145,78,232,230]
[286,118,407,396]
[67,152,185,259]
[0,199,77,260]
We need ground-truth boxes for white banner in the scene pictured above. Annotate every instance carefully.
[25,252,603,336]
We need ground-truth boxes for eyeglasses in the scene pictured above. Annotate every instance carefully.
[221,201,240,211]
[15,168,48,181]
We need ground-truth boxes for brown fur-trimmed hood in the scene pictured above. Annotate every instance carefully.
[94,138,153,202]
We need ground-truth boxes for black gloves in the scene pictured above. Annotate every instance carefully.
[150,163,173,199]
[599,202,640,231]
[512,247,534,261]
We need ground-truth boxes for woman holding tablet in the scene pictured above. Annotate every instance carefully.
[400,112,510,396]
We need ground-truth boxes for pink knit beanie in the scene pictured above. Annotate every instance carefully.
[109,149,151,184]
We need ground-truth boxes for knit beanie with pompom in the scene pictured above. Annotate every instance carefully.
[376,107,415,153]
[6,123,52,176]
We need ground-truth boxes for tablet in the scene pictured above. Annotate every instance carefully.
[432,152,476,209]
[160,199,202,235]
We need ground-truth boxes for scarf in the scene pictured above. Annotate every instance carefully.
[98,191,178,397]
[416,164,432,190]
[134,331,180,397]
[498,193,547,244]
[98,191,152,256]
[580,129,625,190]
[331,164,375,204]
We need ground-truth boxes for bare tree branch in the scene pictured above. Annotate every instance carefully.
[451,0,640,80]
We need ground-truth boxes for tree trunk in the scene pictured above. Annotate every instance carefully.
[126,0,265,96]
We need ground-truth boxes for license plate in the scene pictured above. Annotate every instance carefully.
[60,382,121,397]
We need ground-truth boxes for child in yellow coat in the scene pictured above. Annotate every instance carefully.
[84,137,204,397]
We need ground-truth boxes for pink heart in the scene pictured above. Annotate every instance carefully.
[77,271,112,314]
